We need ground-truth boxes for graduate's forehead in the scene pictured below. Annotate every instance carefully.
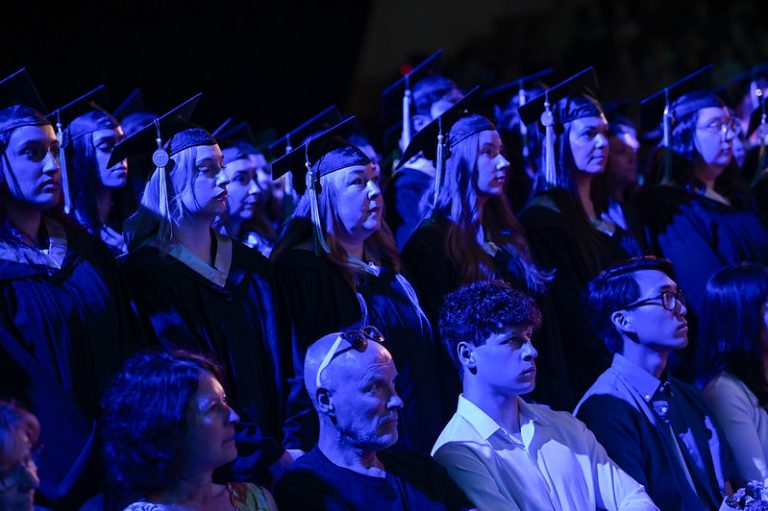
[332,342,394,381]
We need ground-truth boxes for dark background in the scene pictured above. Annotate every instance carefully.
[3,0,766,146]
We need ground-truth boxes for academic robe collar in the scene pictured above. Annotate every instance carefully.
[148,230,233,287]
[0,216,68,270]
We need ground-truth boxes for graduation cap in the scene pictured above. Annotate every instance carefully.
[212,118,232,138]
[47,84,114,214]
[267,105,346,159]
[483,68,555,160]
[397,86,483,204]
[380,50,445,149]
[272,116,370,255]
[113,88,145,120]
[638,65,714,184]
[47,85,114,141]
[639,64,713,144]
[113,88,158,138]
[107,94,203,167]
[517,67,602,187]
[109,94,213,240]
[483,68,555,111]
[0,68,50,134]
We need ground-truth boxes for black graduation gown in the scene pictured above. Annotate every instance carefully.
[272,248,446,454]
[401,216,572,411]
[519,198,638,403]
[120,235,285,478]
[0,219,143,508]
[384,166,433,250]
[635,185,768,376]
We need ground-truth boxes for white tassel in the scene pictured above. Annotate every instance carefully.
[152,120,172,240]
[402,88,412,149]
[307,165,330,255]
[433,117,444,205]
[541,92,556,188]
[55,118,72,215]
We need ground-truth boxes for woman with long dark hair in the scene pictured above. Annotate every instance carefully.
[696,263,768,485]
[517,68,644,400]
[0,69,142,509]
[400,109,571,408]
[50,88,130,256]
[271,118,446,454]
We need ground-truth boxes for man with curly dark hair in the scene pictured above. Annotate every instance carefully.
[432,280,658,511]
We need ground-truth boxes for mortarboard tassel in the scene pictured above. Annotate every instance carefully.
[661,90,673,185]
[402,77,412,150]
[433,116,445,206]
[152,119,172,240]
[54,113,72,215]
[306,157,331,256]
[541,91,556,188]
[518,88,530,160]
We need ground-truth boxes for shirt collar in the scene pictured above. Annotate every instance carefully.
[456,394,548,442]
[612,353,665,403]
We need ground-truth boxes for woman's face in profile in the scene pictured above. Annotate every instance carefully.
[568,116,609,176]
[474,130,509,198]
[92,127,127,189]
[182,371,240,473]
[693,107,735,170]
[2,125,61,210]
[329,163,382,244]
[0,427,39,511]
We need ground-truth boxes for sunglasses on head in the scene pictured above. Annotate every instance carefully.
[315,326,385,388]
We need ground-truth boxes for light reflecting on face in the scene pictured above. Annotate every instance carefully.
[92,127,127,189]
[467,326,538,397]
[1,125,60,210]
[625,269,688,351]
[329,163,382,243]
[694,107,735,170]
[183,371,240,473]
[0,427,39,511]
[475,130,509,198]
[180,145,228,218]
[326,344,403,451]
[568,116,609,175]
[222,148,258,221]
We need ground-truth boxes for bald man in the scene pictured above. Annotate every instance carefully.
[274,328,476,511]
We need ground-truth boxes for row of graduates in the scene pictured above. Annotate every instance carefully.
[1,55,768,510]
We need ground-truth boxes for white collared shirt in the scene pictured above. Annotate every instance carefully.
[432,395,658,511]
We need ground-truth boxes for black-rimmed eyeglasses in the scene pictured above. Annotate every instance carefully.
[622,289,686,312]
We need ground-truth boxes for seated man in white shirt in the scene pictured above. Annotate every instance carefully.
[432,280,658,511]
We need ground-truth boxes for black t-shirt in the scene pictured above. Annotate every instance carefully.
[274,447,474,511]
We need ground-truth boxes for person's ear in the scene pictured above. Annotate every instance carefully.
[457,342,478,375]
[610,310,633,334]
[315,388,335,417]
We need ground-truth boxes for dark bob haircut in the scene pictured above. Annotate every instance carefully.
[100,349,224,499]
[585,256,676,354]
[696,263,768,408]
[439,280,542,377]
